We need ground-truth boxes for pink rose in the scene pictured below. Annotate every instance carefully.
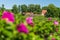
[2,11,15,23]
[17,22,29,34]
[48,17,52,21]
[52,38,55,40]
[26,17,34,27]
[54,20,59,26]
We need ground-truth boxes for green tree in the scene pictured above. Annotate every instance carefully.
[28,4,41,14]
[34,4,41,14]
[18,5,21,13]
[45,4,59,17]
[28,4,35,12]
[57,8,60,18]
[21,4,27,13]
[42,6,48,10]
[12,4,18,14]
[1,4,5,12]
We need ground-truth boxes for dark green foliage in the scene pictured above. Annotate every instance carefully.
[42,4,60,18]
[21,4,28,12]
[12,5,19,14]
[1,4,5,13]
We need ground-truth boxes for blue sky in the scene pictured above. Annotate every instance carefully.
[0,0,60,9]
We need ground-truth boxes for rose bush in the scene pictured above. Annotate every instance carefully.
[0,12,60,40]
